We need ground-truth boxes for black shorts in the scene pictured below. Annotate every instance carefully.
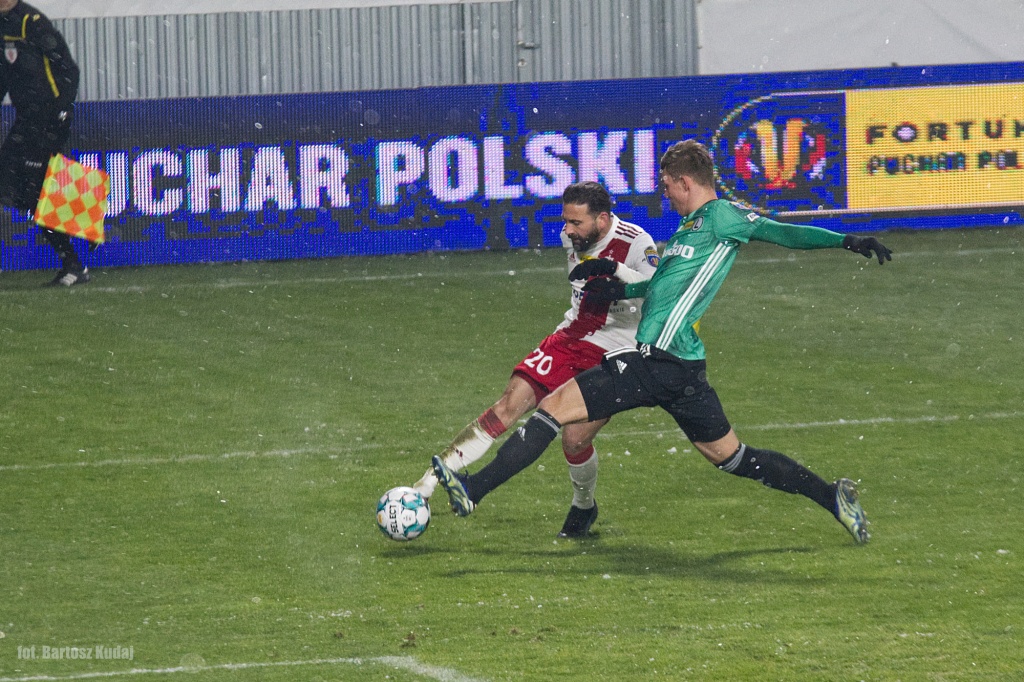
[576,344,732,443]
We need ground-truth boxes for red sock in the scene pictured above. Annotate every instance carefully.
[564,443,595,466]
[478,408,507,439]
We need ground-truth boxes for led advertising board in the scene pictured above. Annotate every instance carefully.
[2,61,1020,270]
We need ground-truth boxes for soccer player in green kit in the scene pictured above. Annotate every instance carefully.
[434,139,891,544]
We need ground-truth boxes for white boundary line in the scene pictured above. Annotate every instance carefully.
[12,267,563,295]
[0,445,382,472]
[1,411,1019,473]
[3,246,1019,295]
[0,655,486,682]
[607,411,1019,439]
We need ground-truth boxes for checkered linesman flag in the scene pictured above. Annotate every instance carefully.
[33,154,109,244]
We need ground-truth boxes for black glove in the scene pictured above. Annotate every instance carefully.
[568,258,618,281]
[842,234,893,264]
[581,276,626,302]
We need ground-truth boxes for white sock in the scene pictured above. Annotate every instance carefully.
[568,451,598,509]
[412,420,496,499]
[413,466,438,498]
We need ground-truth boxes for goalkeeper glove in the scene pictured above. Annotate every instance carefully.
[842,234,892,264]
[581,277,626,302]
[568,258,618,281]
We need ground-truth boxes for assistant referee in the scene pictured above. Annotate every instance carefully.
[0,0,87,285]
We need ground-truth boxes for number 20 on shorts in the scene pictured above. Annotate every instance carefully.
[523,348,554,375]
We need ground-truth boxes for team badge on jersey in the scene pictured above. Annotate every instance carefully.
[4,43,17,64]
[683,216,704,232]
[644,246,660,267]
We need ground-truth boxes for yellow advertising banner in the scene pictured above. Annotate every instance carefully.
[846,83,1024,210]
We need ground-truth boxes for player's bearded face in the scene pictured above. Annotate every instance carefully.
[561,203,603,252]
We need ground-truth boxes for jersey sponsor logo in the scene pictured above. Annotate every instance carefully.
[683,216,703,232]
[616,359,628,374]
[746,212,759,222]
[644,246,660,267]
[4,43,17,64]
[663,243,695,259]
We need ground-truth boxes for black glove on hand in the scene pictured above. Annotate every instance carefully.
[568,258,618,281]
[582,276,626,302]
[842,234,893,264]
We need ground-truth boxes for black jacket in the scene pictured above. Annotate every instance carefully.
[0,0,78,110]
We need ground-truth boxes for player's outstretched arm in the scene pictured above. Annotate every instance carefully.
[842,234,893,264]
[750,219,893,265]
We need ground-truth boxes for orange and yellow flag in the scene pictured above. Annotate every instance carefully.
[33,154,109,244]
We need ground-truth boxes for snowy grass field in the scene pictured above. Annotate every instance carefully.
[1,226,1022,680]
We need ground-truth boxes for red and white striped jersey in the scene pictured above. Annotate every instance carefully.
[555,214,660,351]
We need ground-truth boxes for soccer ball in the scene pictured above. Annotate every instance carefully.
[376,486,430,541]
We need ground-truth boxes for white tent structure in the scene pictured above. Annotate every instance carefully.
[696,0,1023,73]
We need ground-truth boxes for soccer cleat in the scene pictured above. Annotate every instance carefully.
[557,502,598,538]
[431,455,475,516]
[834,478,869,544]
[47,266,90,287]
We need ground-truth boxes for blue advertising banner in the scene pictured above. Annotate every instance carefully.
[2,61,1021,270]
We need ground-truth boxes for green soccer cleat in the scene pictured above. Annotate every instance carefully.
[431,455,475,517]
[557,502,598,538]
[834,478,869,544]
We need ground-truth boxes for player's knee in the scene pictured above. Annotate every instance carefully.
[538,383,589,425]
[562,440,594,465]
[491,395,530,427]
[488,400,518,429]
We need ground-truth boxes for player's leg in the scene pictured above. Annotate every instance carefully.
[418,333,580,499]
[557,418,607,538]
[702,433,868,543]
[435,347,655,514]
[671,384,868,543]
[562,419,605,510]
[429,333,605,513]
[694,428,836,506]
[413,375,537,498]
[433,376,592,514]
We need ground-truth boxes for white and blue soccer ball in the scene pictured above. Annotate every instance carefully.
[376,486,430,541]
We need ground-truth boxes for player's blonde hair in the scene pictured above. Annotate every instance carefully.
[660,140,715,189]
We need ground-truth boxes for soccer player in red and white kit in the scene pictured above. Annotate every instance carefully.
[412,181,659,537]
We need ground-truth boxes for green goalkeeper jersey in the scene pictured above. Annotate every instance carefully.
[625,199,844,361]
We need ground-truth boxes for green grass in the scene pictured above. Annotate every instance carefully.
[1,227,1022,681]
